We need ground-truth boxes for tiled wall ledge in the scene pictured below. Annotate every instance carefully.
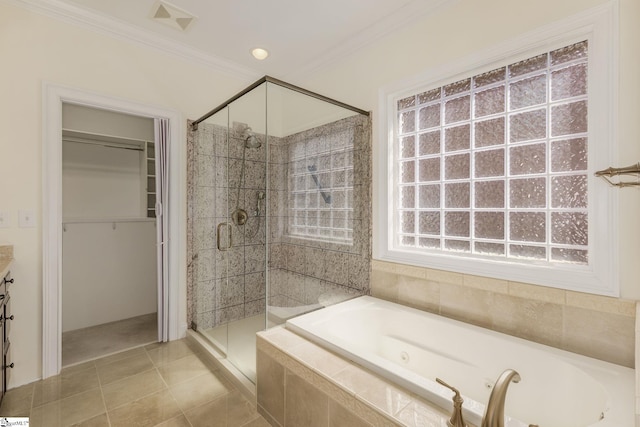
[256,327,463,427]
[0,245,13,260]
[0,245,14,278]
[372,259,636,368]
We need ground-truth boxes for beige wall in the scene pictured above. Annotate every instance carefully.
[1,0,638,389]
[297,0,640,368]
[0,2,253,387]
[301,0,640,300]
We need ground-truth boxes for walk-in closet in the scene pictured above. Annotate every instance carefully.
[61,104,158,366]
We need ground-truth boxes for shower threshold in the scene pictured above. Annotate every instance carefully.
[201,314,264,383]
[186,313,267,403]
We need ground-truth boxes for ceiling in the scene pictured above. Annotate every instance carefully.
[28,0,450,79]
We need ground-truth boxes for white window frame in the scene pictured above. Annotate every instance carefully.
[374,2,619,296]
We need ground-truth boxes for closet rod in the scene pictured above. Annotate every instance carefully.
[62,137,144,152]
[63,218,155,224]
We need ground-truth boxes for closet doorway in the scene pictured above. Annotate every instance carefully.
[43,84,181,379]
[61,104,158,367]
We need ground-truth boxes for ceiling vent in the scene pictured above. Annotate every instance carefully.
[151,1,196,32]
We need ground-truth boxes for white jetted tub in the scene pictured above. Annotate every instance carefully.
[286,296,634,427]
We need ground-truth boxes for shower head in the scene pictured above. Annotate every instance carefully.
[246,134,261,149]
[242,127,262,149]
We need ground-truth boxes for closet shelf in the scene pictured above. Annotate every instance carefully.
[63,128,150,148]
[63,217,155,224]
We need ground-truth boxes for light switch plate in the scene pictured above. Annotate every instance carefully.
[0,210,10,228]
[18,209,36,228]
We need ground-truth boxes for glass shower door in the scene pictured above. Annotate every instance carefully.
[190,76,370,384]
[192,106,231,359]
[220,83,268,382]
[192,83,268,383]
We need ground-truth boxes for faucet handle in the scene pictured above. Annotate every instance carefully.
[436,378,462,399]
[436,378,468,427]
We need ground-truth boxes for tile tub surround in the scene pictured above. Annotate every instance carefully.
[371,260,636,368]
[256,327,456,427]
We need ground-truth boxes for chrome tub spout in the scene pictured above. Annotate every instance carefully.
[481,369,521,427]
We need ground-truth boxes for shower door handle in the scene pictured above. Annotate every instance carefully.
[216,222,233,251]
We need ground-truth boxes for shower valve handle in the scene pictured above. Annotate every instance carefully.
[216,222,233,251]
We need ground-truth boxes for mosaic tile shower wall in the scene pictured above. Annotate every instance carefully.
[187,122,268,330]
[268,115,372,315]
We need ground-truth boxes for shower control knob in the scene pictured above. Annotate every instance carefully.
[232,208,248,226]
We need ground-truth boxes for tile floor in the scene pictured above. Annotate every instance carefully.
[62,313,158,367]
[0,339,270,427]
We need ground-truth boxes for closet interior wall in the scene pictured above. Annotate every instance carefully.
[61,104,157,332]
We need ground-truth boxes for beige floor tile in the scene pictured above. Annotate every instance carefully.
[0,382,34,417]
[29,388,105,427]
[70,412,110,426]
[9,334,274,427]
[108,389,181,427]
[61,361,97,376]
[185,391,258,427]
[217,391,260,426]
[33,367,100,407]
[63,313,157,367]
[157,354,211,387]
[102,368,167,410]
[94,347,147,367]
[241,416,272,427]
[169,370,233,412]
[154,414,192,427]
[96,352,154,386]
[146,339,197,367]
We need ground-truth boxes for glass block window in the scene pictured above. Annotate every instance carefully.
[396,41,589,265]
[287,129,354,243]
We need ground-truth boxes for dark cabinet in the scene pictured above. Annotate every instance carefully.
[0,270,13,406]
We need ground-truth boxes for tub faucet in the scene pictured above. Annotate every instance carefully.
[481,369,521,427]
[436,378,467,427]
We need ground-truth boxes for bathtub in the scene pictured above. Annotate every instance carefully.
[286,296,634,427]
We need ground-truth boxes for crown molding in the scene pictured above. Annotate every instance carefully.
[285,0,458,80]
[2,0,261,81]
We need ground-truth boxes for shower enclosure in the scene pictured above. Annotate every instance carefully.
[187,77,372,383]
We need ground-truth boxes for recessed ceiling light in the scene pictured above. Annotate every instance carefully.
[251,48,269,60]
